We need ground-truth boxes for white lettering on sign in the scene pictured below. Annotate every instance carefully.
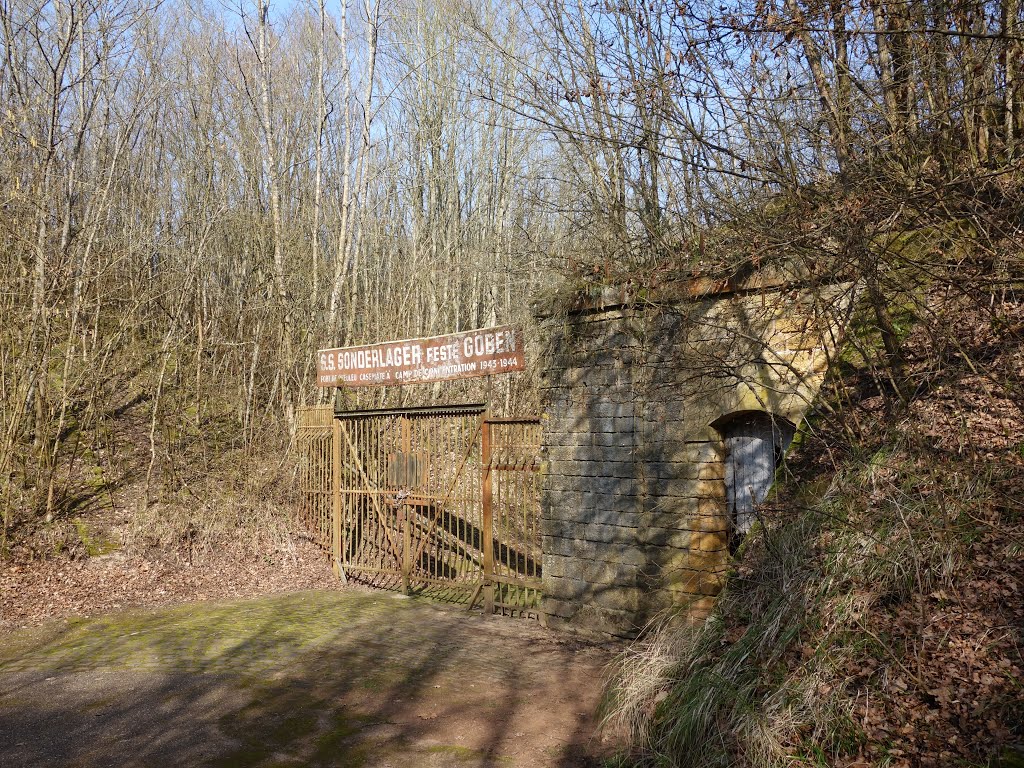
[316,326,525,388]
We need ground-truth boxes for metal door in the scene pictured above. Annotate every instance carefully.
[723,414,794,537]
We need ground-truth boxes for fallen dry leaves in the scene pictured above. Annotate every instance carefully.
[0,537,340,633]
[845,542,1024,767]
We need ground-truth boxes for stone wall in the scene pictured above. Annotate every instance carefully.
[536,277,856,638]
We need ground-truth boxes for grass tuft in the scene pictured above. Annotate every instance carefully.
[602,431,1024,767]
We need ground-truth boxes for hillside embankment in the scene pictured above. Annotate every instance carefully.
[602,233,1024,767]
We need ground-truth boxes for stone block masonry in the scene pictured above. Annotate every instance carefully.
[534,273,857,638]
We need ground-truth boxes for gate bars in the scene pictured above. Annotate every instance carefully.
[296,406,334,549]
[335,405,485,599]
[295,404,542,617]
[483,418,542,618]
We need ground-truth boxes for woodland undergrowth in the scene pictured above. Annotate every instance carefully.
[2,375,300,568]
[602,177,1024,768]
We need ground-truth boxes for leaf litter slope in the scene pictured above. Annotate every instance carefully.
[604,290,1024,768]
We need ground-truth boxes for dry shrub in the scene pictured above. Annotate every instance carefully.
[602,619,703,749]
[124,445,300,566]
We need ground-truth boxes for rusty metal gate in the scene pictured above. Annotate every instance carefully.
[296,405,334,547]
[295,404,542,617]
[484,418,542,617]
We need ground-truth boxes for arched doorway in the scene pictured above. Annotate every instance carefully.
[717,413,795,543]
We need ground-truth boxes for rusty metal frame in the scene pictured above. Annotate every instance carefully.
[296,406,334,552]
[332,404,486,598]
[478,416,543,618]
[297,403,542,617]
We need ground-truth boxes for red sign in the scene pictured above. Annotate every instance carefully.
[317,326,526,388]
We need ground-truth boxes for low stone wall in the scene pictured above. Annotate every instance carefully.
[536,277,856,637]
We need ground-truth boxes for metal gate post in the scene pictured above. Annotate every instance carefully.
[401,505,411,594]
[331,413,342,579]
[482,413,494,614]
[401,414,412,594]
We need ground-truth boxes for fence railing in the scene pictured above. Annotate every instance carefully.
[295,404,542,617]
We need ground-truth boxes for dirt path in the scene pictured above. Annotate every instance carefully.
[0,589,618,767]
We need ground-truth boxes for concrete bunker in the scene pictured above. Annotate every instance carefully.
[534,268,856,638]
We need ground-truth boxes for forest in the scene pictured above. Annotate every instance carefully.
[2,0,1022,763]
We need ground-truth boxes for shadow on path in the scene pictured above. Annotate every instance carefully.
[0,589,616,767]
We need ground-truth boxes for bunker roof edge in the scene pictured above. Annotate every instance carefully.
[532,260,853,319]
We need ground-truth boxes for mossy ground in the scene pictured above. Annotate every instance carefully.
[0,588,613,767]
[71,518,120,558]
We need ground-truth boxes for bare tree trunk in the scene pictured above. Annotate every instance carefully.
[342,0,381,347]
[311,0,328,311]
[1003,0,1021,157]
[255,0,293,369]
[327,0,355,344]
[784,0,851,166]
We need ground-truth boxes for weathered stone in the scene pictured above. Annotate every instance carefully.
[637,527,691,550]
[544,603,643,638]
[641,498,726,524]
[585,491,643,515]
[660,567,702,594]
[684,549,727,573]
[590,585,645,613]
[540,516,587,540]
[536,278,857,637]
[690,530,729,552]
[638,459,724,482]
[584,445,636,463]
[583,474,638,497]
[561,505,645,528]
[642,476,726,500]
[543,554,641,586]
[586,401,634,419]
[569,522,650,545]
[543,575,591,602]
[684,512,731,532]
[541,595,577,620]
